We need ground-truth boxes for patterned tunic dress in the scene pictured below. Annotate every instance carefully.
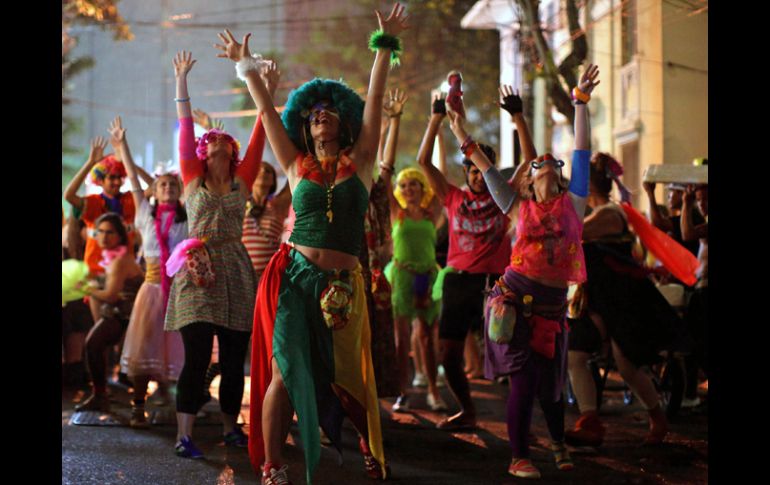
[165,182,257,332]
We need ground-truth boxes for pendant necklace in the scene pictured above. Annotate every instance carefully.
[313,153,339,223]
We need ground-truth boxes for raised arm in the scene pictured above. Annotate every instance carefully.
[498,85,536,164]
[234,114,266,196]
[643,182,673,232]
[569,64,600,219]
[381,88,407,215]
[216,31,299,174]
[447,109,517,215]
[351,3,409,174]
[173,51,204,191]
[417,96,451,201]
[64,137,108,211]
[108,116,145,211]
[681,185,708,241]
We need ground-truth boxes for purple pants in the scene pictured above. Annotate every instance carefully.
[483,268,568,456]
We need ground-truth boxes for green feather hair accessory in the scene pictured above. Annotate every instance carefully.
[281,78,365,152]
[368,29,403,67]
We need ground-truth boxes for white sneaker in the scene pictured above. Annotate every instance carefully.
[427,393,448,412]
[412,372,428,388]
[392,394,410,413]
[437,366,447,388]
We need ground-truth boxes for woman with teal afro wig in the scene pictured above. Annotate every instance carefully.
[215,4,408,484]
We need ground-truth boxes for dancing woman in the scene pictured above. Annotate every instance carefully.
[164,50,268,458]
[215,4,408,483]
[565,152,679,447]
[443,67,600,478]
[378,89,447,413]
[108,116,188,428]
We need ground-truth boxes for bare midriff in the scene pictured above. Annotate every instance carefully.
[293,243,359,271]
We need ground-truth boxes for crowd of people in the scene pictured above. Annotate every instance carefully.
[62,4,708,483]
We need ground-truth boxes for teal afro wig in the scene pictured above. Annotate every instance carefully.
[281,78,365,153]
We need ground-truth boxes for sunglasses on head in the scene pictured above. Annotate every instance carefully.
[530,155,565,170]
[205,132,232,144]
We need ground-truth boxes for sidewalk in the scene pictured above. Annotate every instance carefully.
[62,374,707,484]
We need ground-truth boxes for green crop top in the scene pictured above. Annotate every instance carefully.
[289,176,369,256]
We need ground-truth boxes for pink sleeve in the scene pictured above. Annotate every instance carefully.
[179,116,204,187]
[235,114,265,189]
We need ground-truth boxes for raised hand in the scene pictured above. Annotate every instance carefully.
[445,109,465,137]
[642,181,656,194]
[431,90,446,116]
[172,51,196,78]
[107,116,126,144]
[498,85,523,116]
[214,29,251,63]
[384,88,408,117]
[684,185,696,204]
[375,3,410,36]
[192,108,214,131]
[578,63,600,96]
[260,60,281,97]
[88,137,108,163]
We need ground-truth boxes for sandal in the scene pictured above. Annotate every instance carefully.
[551,442,574,471]
[508,457,541,479]
[359,437,389,480]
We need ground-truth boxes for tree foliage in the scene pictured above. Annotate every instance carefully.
[62,0,133,155]
[514,0,587,127]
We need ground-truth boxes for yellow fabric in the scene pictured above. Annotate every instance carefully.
[331,266,386,477]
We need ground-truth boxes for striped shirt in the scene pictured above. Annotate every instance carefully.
[242,200,285,279]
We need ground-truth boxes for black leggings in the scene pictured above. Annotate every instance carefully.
[85,316,127,394]
[177,322,251,416]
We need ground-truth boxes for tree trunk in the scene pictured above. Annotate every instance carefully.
[516,0,588,129]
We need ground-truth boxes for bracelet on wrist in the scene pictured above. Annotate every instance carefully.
[571,86,590,104]
[463,142,478,158]
[459,135,474,153]
[368,29,403,67]
[379,162,394,173]
[174,97,190,103]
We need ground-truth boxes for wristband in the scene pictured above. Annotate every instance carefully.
[368,30,403,67]
[463,142,478,158]
[460,135,474,153]
[235,54,268,82]
[174,97,190,103]
[571,86,590,103]
[379,162,394,173]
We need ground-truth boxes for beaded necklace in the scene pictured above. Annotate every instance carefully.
[311,154,339,223]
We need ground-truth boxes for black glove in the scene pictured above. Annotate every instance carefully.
[432,98,446,115]
[500,93,523,116]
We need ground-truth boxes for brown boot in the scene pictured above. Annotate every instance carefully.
[565,411,605,447]
[643,405,668,445]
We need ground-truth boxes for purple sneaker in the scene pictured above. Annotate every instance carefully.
[175,435,204,459]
